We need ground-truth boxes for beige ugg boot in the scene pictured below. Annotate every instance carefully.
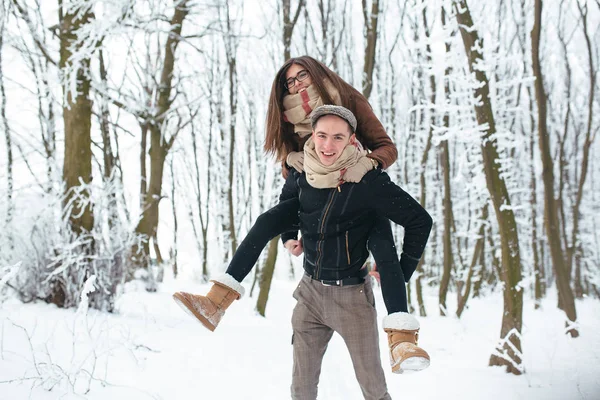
[383,312,430,374]
[173,274,245,331]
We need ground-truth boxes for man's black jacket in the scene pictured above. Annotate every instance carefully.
[280,168,433,281]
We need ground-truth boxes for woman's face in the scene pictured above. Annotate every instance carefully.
[285,63,313,94]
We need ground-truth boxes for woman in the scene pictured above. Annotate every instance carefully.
[265,56,397,180]
[269,56,410,318]
[173,57,415,332]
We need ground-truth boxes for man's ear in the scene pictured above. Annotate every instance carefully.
[349,133,356,143]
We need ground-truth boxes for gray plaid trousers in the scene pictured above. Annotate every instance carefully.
[290,273,391,400]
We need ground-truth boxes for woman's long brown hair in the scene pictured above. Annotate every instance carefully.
[264,56,364,163]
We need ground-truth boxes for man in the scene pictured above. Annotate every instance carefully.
[174,105,432,400]
[281,105,432,399]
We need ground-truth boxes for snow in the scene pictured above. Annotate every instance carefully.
[1,275,599,399]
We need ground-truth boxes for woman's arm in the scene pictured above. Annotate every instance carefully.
[367,170,432,260]
[225,197,300,281]
[353,96,398,169]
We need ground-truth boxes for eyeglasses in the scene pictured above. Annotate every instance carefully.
[284,70,310,90]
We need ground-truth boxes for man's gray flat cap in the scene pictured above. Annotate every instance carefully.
[311,105,357,132]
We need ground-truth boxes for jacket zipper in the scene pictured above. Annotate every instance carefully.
[315,188,337,279]
[345,231,350,265]
[346,231,350,265]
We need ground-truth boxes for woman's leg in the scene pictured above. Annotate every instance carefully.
[226,198,300,282]
[367,217,408,314]
[369,219,430,374]
[173,198,300,331]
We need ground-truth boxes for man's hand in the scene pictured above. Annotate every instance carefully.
[368,264,381,286]
[286,151,305,173]
[343,157,376,183]
[284,239,304,257]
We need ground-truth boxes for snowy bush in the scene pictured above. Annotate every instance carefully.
[0,176,144,312]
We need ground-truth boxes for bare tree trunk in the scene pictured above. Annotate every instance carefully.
[438,140,453,316]
[282,0,305,61]
[98,50,114,180]
[43,62,57,193]
[189,103,210,281]
[406,283,415,313]
[415,275,426,317]
[0,24,13,229]
[139,123,148,209]
[256,0,304,309]
[472,232,484,298]
[202,98,215,279]
[361,0,379,100]
[153,233,164,265]
[199,59,219,279]
[437,7,454,317]
[60,4,94,236]
[222,1,240,255]
[133,1,189,273]
[531,0,578,337]
[170,157,178,279]
[11,0,58,195]
[526,90,545,309]
[454,0,524,374]
[554,0,574,291]
[250,264,260,297]
[513,0,544,308]
[227,68,237,255]
[457,204,488,318]
[574,259,583,298]
[134,123,168,270]
[413,4,437,318]
[570,2,597,299]
[530,124,544,308]
[56,1,95,307]
[96,48,124,242]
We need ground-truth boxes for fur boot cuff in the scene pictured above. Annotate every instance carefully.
[382,312,420,331]
[211,273,245,298]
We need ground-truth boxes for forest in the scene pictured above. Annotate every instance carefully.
[0,0,599,397]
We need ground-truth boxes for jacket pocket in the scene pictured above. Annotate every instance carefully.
[345,231,351,265]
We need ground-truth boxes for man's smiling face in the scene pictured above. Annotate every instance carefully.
[312,115,355,166]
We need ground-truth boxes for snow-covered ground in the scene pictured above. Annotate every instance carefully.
[1,275,599,399]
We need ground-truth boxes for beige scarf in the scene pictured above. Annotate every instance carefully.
[282,81,342,137]
[303,136,367,189]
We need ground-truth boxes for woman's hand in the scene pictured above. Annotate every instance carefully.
[284,239,304,257]
[286,151,305,173]
[343,157,376,183]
